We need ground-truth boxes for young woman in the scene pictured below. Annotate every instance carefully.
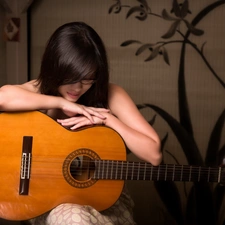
[0,22,161,225]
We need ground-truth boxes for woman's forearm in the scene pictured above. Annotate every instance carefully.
[0,85,63,111]
[104,113,162,166]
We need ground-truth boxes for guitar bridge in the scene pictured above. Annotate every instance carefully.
[19,136,33,195]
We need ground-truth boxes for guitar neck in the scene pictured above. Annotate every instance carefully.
[93,160,224,183]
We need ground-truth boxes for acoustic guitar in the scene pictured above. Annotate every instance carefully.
[0,111,223,221]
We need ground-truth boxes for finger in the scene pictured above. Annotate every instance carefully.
[88,107,110,112]
[57,118,77,124]
[81,109,95,123]
[85,108,107,119]
[70,120,92,130]
[57,118,83,126]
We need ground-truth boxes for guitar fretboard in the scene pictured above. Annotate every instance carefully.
[93,160,224,183]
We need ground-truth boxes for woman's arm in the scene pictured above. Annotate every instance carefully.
[105,83,162,166]
[55,83,161,165]
[0,80,106,122]
[0,81,64,111]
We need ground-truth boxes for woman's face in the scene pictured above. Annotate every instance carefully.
[58,80,94,102]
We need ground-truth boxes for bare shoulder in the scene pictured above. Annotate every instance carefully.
[108,83,129,99]
[108,83,137,115]
[17,79,40,93]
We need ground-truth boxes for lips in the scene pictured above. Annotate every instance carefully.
[67,92,80,100]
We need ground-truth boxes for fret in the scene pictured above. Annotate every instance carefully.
[93,160,223,183]
[115,161,118,179]
[98,160,101,179]
[93,160,97,179]
[137,162,140,180]
[151,166,159,181]
[198,166,201,182]
[207,167,210,182]
[221,168,225,183]
[110,161,113,179]
[210,167,219,182]
[189,166,200,182]
[165,164,168,181]
[149,165,153,180]
[143,163,146,180]
[180,165,183,181]
[138,162,145,180]
[172,164,175,181]
[131,162,134,180]
[157,164,165,180]
[157,165,160,181]
[125,162,129,180]
[126,162,132,180]
[167,164,179,181]
[189,166,192,182]
[184,165,193,181]
[164,165,176,181]
[106,160,109,179]
[120,161,123,180]
[101,160,105,179]
[218,167,221,183]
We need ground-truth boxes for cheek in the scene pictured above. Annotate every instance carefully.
[58,85,68,96]
[82,85,92,94]
[57,86,64,95]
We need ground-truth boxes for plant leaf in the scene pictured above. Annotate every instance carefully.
[186,183,215,224]
[126,6,145,19]
[172,0,182,17]
[217,143,225,166]
[144,46,160,62]
[200,41,207,54]
[154,181,184,225]
[120,40,141,47]
[148,114,157,126]
[135,13,147,21]
[180,0,189,18]
[161,46,170,65]
[136,104,145,110]
[183,19,204,36]
[161,19,180,39]
[162,9,177,21]
[160,133,168,153]
[205,109,225,166]
[108,2,121,14]
[213,183,225,219]
[137,0,151,12]
[143,104,203,165]
[135,43,154,56]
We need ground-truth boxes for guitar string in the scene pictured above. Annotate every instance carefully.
[22,158,223,172]
[21,159,223,180]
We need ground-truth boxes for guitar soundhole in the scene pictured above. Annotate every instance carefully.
[70,156,95,181]
[63,148,100,188]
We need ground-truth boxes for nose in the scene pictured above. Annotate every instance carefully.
[70,82,82,90]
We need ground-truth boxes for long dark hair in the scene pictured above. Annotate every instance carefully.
[37,22,109,108]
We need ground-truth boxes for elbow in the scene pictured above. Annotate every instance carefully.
[0,85,12,110]
[150,138,162,166]
[0,86,5,110]
[151,151,162,166]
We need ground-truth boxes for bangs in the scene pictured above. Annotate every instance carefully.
[59,50,98,85]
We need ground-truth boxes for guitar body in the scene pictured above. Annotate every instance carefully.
[0,111,126,221]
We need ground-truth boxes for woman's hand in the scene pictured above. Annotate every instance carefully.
[57,115,106,130]
[60,99,109,124]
